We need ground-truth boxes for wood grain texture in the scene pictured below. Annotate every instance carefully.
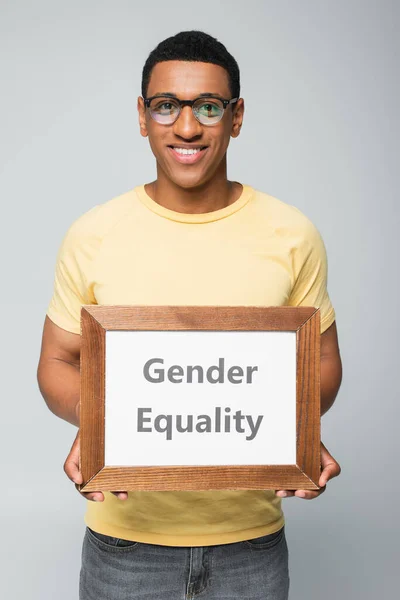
[296,310,321,489]
[78,305,321,492]
[81,465,319,492]
[79,309,105,488]
[81,304,315,331]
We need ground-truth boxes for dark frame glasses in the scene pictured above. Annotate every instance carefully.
[143,94,239,126]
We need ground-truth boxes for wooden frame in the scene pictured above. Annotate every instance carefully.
[78,305,321,492]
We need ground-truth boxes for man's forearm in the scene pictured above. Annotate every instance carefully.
[37,359,80,427]
[320,354,342,416]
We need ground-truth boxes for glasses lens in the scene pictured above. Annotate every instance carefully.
[193,98,224,125]
[149,97,180,124]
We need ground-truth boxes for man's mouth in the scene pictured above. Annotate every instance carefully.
[167,145,209,164]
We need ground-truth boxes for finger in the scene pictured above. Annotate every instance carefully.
[319,457,341,486]
[319,443,341,486]
[111,492,129,500]
[275,490,294,497]
[64,431,82,484]
[75,483,104,502]
[295,486,326,500]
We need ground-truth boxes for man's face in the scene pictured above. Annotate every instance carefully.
[137,60,244,189]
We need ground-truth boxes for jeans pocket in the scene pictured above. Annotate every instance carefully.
[86,527,140,550]
[244,526,285,550]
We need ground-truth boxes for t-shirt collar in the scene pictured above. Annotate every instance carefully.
[134,183,254,224]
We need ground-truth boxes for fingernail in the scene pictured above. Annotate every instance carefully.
[279,492,287,497]
[297,492,306,497]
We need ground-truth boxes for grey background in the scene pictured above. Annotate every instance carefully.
[1,0,398,598]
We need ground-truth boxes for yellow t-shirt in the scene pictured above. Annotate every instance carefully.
[46,183,336,547]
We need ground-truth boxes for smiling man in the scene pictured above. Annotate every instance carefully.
[37,30,342,600]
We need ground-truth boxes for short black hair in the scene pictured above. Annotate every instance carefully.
[141,30,240,100]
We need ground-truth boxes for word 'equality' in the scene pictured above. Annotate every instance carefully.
[137,407,264,441]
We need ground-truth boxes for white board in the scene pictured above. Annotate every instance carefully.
[104,330,296,466]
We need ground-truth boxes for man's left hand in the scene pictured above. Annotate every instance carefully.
[275,441,341,499]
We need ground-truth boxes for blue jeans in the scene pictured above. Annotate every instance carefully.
[79,525,290,599]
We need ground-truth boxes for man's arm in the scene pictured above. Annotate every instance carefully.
[37,316,81,427]
[320,320,342,416]
[37,315,128,501]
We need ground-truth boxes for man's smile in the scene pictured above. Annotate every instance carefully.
[167,145,209,164]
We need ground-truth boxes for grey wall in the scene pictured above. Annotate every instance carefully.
[1,1,398,598]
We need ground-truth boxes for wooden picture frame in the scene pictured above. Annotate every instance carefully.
[78,305,321,492]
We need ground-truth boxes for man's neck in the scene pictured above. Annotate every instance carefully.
[144,174,243,215]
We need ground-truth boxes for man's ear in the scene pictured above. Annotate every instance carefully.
[231,98,244,138]
[137,96,148,137]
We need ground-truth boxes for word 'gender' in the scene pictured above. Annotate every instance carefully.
[143,358,258,384]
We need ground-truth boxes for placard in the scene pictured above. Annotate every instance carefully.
[78,305,321,492]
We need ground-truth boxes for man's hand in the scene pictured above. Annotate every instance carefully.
[64,430,128,502]
[275,441,341,499]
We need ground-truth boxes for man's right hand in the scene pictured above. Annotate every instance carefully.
[64,429,128,502]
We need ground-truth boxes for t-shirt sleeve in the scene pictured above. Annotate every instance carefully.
[46,207,100,334]
[287,219,336,334]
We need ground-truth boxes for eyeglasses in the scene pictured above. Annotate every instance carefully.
[143,94,239,126]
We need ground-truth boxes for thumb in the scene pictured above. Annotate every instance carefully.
[64,430,82,485]
[319,442,341,486]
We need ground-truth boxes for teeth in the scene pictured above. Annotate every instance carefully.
[173,147,202,155]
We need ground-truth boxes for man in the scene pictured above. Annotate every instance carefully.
[37,29,342,600]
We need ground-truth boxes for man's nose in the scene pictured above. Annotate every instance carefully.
[172,105,202,138]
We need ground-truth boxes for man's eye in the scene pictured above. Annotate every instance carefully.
[198,102,221,116]
[156,102,174,111]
